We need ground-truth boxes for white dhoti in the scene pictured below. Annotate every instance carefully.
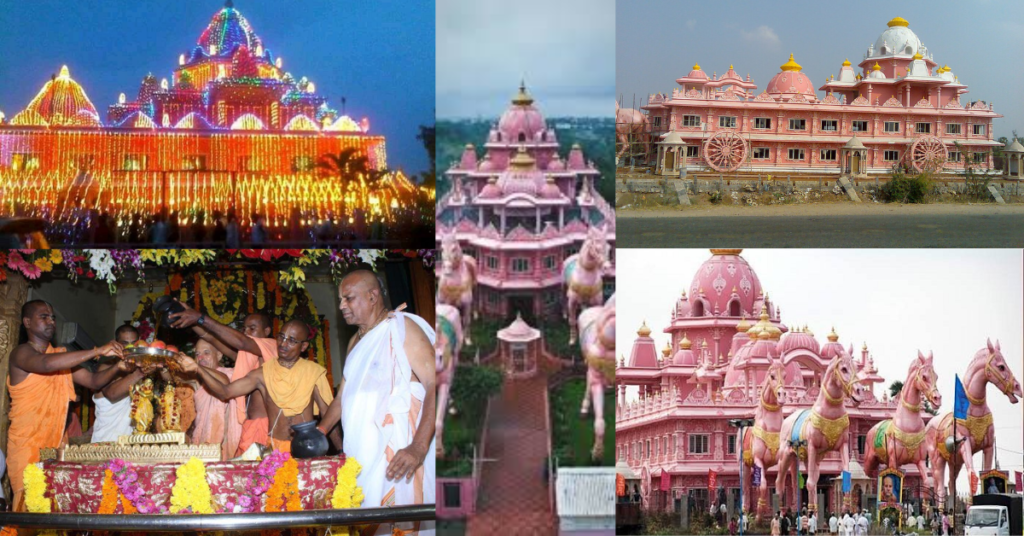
[342,312,435,535]
[90,393,132,443]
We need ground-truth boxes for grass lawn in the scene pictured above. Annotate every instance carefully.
[550,378,615,467]
[459,317,503,361]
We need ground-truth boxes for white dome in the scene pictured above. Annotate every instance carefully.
[872,25,924,58]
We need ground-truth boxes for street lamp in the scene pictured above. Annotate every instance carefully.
[730,418,755,536]
[788,438,808,531]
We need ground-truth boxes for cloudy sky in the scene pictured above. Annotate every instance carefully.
[437,0,615,118]
[0,1,434,176]
[617,249,1024,493]
[617,0,1023,140]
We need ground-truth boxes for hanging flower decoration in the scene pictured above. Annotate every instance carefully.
[265,456,301,512]
[169,457,215,514]
[330,457,365,536]
[227,450,291,513]
[23,463,51,513]
[106,458,167,514]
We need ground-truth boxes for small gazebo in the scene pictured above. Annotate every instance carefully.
[841,135,868,177]
[656,131,687,177]
[497,312,541,379]
[1002,139,1023,179]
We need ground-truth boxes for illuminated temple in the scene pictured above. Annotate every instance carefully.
[0,1,420,229]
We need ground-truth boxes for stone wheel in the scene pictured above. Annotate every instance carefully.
[910,135,948,173]
[703,130,749,172]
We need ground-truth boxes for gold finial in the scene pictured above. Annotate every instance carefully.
[710,249,743,255]
[872,62,881,71]
[638,321,651,337]
[729,64,734,70]
[736,316,750,333]
[509,145,537,170]
[680,332,692,350]
[780,53,802,73]
[862,342,868,350]
[663,340,672,357]
[887,16,909,28]
[681,289,687,298]
[701,339,708,348]
[842,58,851,67]
[512,79,534,106]
[59,65,71,79]
[827,326,839,342]
[693,63,701,71]
[856,74,862,80]
[805,324,814,337]
[912,52,923,61]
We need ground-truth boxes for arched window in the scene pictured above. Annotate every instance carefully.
[905,45,913,55]
[496,132,502,142]
[518,132,526,142]
[729,299,740,317]
[692,300,704,317]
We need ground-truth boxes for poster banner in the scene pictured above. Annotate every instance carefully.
[708,469,717,491]
[842,470,851,493]
[616,473,626,497]
[752,466,761,487]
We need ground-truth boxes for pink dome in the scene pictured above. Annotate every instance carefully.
[567,144,586,170]
[688,250,763,318]
[479,154,496,172]
[687,63,708,79]
[778,329,820,355]
[547,156,566,171]
[479,179,502,199]
[496,146,543,196]
[459,144,477,170]
[497,83,547,143]
[766,71,816,100]
[540,178,562,199]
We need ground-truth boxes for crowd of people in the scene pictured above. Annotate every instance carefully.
[6,271,435,534]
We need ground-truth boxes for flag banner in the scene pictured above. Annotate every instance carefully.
[842,471,851,493]
[954,374,969,420]
[661,470,671,492]
[752,466,761,487]
[617,473,626,497]
[798,471,805,490]
[709,469,717,490]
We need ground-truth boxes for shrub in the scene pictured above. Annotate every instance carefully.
[880,166,930,203]
[708,189,723,204]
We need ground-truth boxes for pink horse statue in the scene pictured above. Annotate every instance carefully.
[616,101,649,163]
[863,351,942,494]
[740,357,786,519]
[438,231,477,346]
[435,304,462,458]
[579,293,615,460]
[563,225,611,345]
[775,351,864,512]
[926,339,1021,505]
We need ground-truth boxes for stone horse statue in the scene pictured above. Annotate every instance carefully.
[926,339,1021,505]
[741,357,786,519]
[579,293,614,460]
[863,351,941,494]
[435,304,462,458]
[438,231,477,346]
[616,101,649,163]
[563,225,611,345]
[775,351,864,512]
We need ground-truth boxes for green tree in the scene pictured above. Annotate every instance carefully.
[316,148,369,184]
[889,380,904,400]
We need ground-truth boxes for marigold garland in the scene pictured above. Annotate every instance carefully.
[331,457,365,510]
[23,463,51,513]
[265,457,301,512]
[169,457,215,514]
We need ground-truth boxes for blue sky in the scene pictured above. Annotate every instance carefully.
[436,0,615,118]
[0,0,434,177]
[617,0,1023,140]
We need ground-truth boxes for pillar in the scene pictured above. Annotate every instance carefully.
[0,273,31,453]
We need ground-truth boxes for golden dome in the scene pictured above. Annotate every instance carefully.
[637,321,651,338]
[12,65,101,127]
[511,80,534,106]
[872,62,881,71]
[842,58,851,67]
[912,52,923,60]
[680,332,692,350]
[758,330,771,340]
[780,53,802,73]
[827,326,839,342]
[747,303,782,340]
[663,341,673,357]
[710,249,743,256]
[509,145,537,170]
[887,16,909,28]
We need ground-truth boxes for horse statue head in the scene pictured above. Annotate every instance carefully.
[974,339,1022,404]
[441,231,463,277]
[906,350,942,409]
[580,225,610,271]
[825,350,864,405]
[761,357,786,407]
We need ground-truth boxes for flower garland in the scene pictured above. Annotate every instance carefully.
[106,459,166,514]
[330,457,365,536]
[23,463,51,513]
[227,450,291,513]
[266,457,301,512]
[170,457,215,514]
[97,468,138,514]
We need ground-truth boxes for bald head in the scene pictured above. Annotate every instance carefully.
[338,269,387,328]
[276,319,311,361]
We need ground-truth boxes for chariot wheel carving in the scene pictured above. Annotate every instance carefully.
[909,135,948,173]
[703,130,749,172]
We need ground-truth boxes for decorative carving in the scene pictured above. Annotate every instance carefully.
[821,94,840,105]
[789,93,809,104]
[914,97,932,108]
[117,432,186,446]
[882,97,903,108]
[970,101,988,110]
[944,98,963,109]
[44,442,222,463]
[851,95,870,106]
[754,92,776,102]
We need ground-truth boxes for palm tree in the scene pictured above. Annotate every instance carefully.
[889,380,904,400]
[316,148,369,184]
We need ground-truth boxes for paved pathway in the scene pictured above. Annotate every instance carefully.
[466,374,555,535]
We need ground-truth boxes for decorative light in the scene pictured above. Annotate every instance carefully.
[162,113,170,127]
[118,92,126,104]
[179,54,186,66]
[256,44,263,57]
[275,57,282,68]
[307,82,315,94]
[160,78,169,90]
[210,44,218,55]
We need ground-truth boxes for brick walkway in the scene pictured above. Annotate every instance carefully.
[465,374,555,535]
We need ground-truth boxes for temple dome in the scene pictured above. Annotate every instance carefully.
[11,65,101,127]
[496,146,544,196]
[688,249,763,318]
[778,327,820,355]
[872,17,924,58]
[687,63,708,79]
[196,2,264,58]
[765,54,816,102]
[497,82,548,144]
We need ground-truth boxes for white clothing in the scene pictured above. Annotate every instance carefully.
[856,515,868,536]
[809,514,817,533]
[829,515,838,534]
[90,393,133,443]
[342,312,435,536]
[917,515,925,529]
[842,515,854,536]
